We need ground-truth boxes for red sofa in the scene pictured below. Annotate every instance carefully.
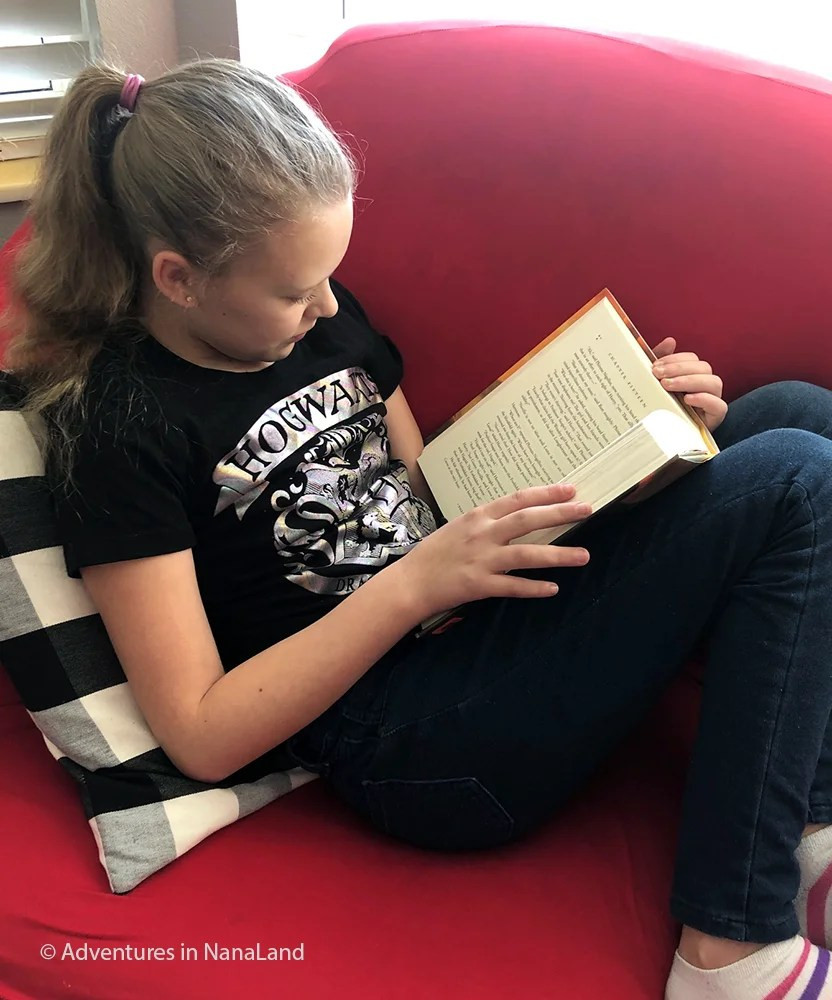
[3,21,832,999]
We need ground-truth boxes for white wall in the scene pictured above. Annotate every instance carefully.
[175,0,239,64]
[94,0,180,77]
[94,0,240,73]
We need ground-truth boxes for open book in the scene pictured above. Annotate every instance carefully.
[413,289,719,637]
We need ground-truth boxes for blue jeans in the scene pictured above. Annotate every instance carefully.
[286,382,832,943]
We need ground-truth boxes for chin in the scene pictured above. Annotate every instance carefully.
[225,342,294,370]
[257,339,296,358]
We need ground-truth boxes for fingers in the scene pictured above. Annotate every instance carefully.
[494,543,590,573]
[481,485,592,545]
[652,355,723,404]
[652,337,677,359]
[657,373,724,397]
[485,482,578,520]
[651,353,727,430]
[652,356,711,376]
[486,575,563,599]
[493,498,592,544]
[683,392,729,425]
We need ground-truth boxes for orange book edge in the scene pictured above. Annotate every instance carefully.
[424,289,718,456]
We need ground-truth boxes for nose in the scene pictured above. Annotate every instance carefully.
[313,280,339,320]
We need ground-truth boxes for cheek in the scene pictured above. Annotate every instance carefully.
[204,292,301,339]
[262,302,305,338]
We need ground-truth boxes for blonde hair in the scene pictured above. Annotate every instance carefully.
[5,59,355,458]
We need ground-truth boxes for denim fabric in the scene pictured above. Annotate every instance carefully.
[286,381,832,943]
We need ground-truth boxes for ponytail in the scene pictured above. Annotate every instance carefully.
[3,59,355,466]
[6,65,142,444]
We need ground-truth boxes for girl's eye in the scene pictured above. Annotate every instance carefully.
[289,292,316,305]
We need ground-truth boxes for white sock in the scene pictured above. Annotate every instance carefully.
[797,826,832,948]
[665,936,832,999]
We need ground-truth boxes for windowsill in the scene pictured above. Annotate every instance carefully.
[0,158,40,204]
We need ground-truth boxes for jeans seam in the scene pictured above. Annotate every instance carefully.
[379,480,805,741]
[741,481,815,926]
[361,775,516,844]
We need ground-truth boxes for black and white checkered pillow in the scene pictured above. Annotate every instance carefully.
[0,374,316,893]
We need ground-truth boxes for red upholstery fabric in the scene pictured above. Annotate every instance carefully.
[2,21,830,999]
[0,220,28,359]
[295,23,832,433]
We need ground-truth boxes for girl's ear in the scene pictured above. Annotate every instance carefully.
[151,249,202,309]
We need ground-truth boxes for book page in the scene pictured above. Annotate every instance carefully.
[419,297,688,515]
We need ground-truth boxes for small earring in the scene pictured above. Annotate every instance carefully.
[185,295,195,306]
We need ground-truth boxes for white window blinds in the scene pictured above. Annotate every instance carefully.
[0,0,99,161]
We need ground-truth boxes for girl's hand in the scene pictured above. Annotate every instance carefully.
[651,337,728,432]
[399,483,592,620]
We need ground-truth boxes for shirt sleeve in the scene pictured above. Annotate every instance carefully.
[332,281,404,400]
[50,395,196,578]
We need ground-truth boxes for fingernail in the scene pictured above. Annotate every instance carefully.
[663,377,675,387]
[575,503,592,514]
[653,365,665,375]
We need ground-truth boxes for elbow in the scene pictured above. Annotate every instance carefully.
[165,740,235,785]
[162,690,243,784]
[157,688,290,785]
[179,759,232,785]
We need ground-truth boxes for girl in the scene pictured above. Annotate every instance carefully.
[7,60,832,1000]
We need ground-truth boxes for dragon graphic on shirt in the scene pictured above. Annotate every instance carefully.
[212,366,436,596]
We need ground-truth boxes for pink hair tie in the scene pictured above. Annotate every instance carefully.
[119,73,144,113]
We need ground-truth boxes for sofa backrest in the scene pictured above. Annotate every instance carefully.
[287,22,832,436]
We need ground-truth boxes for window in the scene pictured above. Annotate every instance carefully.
[0,0,100,162]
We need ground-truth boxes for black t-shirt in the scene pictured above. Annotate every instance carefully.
[53,282,438,668]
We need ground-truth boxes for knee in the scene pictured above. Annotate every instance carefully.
[746,380,830,411]
[740,427,832,488]
[719,381,832,448]
[737,381,832,428]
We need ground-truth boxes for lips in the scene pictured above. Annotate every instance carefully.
[291,322,316,342]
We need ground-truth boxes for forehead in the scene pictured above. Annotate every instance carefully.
[244,200,354,289]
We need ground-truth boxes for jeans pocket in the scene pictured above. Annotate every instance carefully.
[361,775,515,850]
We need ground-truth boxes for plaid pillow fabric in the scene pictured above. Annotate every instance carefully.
[0,374,316,893]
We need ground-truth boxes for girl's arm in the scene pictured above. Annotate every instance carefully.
[83,479,591,783]
[82,551,425,783]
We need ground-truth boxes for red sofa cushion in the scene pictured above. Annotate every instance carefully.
[0,662,697,999]
[4,19,832,998]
